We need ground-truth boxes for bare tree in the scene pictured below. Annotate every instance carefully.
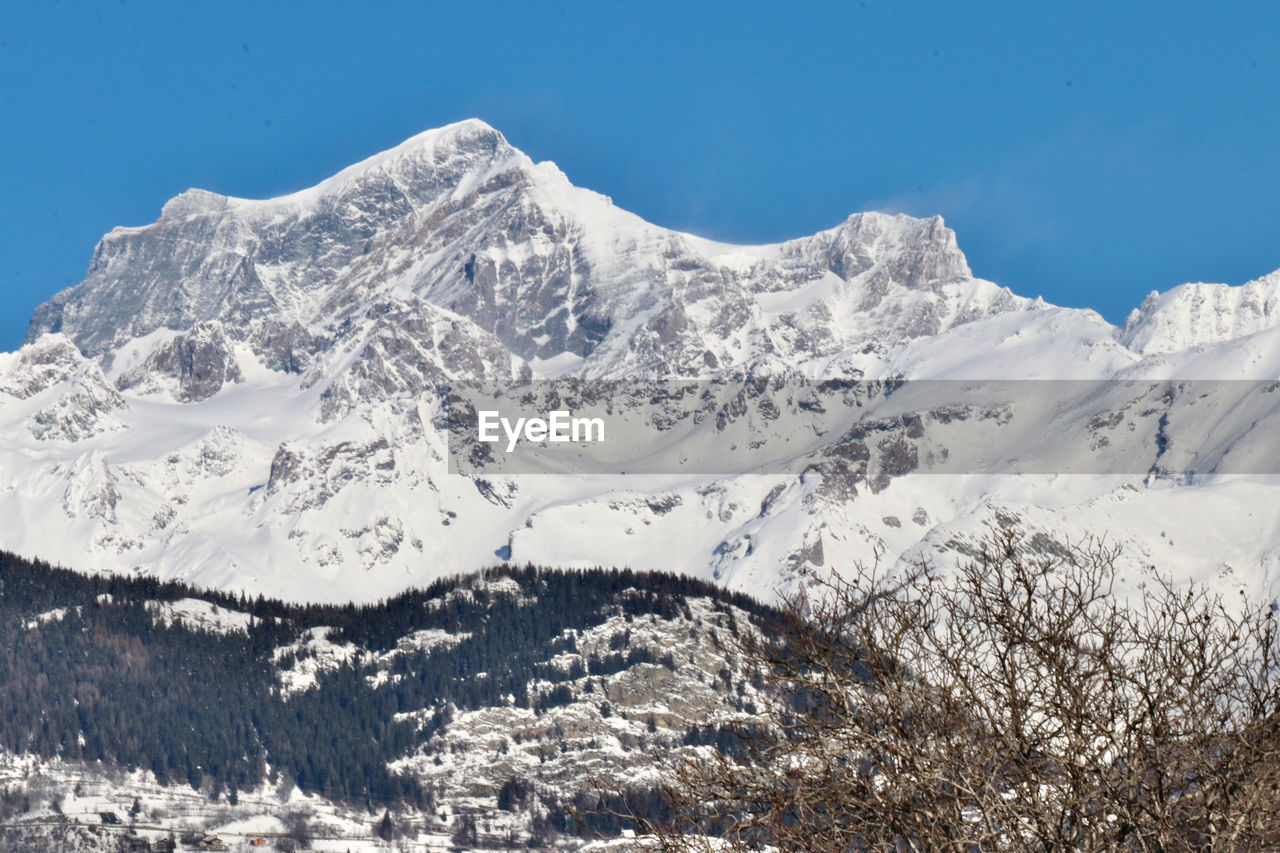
[644,528,1280,852]
[281,809,314,850]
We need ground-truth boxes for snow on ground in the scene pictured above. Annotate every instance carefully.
[24,607,71,630]
[0,744,670,850]
[0,751,427,851]
[146,598,256,635]
[272,626,362,695]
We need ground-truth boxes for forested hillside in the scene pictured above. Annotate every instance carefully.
[0,550,773,835]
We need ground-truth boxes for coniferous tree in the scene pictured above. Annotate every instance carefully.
[376,809,394,841]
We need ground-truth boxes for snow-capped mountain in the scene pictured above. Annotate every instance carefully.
[1122,271,1280,356]
[5,119,1280,603]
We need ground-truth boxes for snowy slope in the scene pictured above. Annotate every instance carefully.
[4,119,1280,604]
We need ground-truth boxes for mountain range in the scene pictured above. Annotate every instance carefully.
[4,118,1279,604]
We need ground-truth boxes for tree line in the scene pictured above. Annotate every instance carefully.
[0,549,773,813]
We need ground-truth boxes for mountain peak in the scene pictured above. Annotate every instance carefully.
[154,119,515,222]
[240,118,519,212]
[320,117,512,182]
[24,119,994,370]
[1121,268,1280,355]
[402,116,503,146]
[159,187,232,221]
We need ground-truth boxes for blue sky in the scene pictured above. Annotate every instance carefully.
[2,1,1278,351]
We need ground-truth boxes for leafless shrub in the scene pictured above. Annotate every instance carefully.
[645,528,1280,852]
[283,808,315,849]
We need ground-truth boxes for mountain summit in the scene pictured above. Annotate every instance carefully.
[28,119,1003,381]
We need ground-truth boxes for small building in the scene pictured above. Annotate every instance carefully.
[249,840,268,848]
[99,811,123,825]
[194,837,227,852]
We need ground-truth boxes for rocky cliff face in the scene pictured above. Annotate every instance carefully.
[6,119,1280,604]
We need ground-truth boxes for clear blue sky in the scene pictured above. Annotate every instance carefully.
[2,1,1278,351]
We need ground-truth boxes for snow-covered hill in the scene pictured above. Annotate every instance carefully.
[5,119,1280,604]
[0,557,774,850]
